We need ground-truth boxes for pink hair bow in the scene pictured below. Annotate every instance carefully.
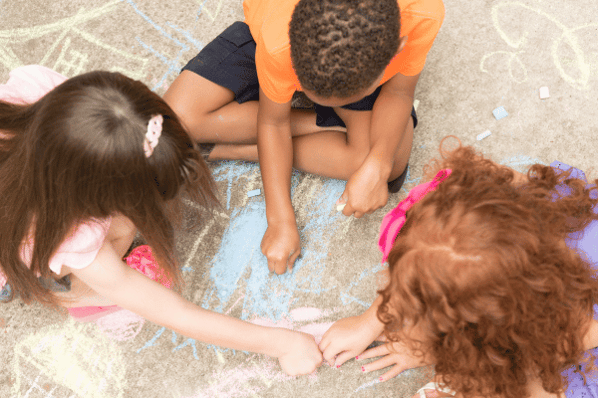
[144,114,163,158]
[378,169,452,262]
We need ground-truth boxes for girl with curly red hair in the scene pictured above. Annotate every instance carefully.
[320,140,598,398]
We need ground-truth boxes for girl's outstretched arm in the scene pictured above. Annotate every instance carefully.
[70,240,323,376]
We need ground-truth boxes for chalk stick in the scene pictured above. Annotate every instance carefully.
[492,106,508,120]
[247,189,261,198]
[336,203,346,212]
[539,86,550,99]
[413,99,420,111]
[476,130,492,141]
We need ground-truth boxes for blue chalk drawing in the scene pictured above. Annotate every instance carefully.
[204,168,347,321]
[499,154,546,172]
[195,0,211,20]
[137,162,354,356]
[122,0,204,91]
[213,162,259,209]
[247,188,261,198]
[340,263,386,308]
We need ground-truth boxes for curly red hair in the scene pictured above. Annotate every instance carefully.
[377,141,598,397]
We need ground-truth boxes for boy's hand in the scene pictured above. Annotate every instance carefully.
[340,157,390,218]
[276,329,323,376]
[261,221,301,274]
[358,340,430,382]
[319,313,383,367]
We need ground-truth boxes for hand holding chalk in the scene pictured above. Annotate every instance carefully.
[336,196,347,212]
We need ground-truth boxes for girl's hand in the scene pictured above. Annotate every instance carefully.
[276,330,323,376]
[261,221,301,274]
[358,339,430,382]
[319,313,383,368]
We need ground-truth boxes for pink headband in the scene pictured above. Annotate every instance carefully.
[378,169,452,262]
[144,114,163,158]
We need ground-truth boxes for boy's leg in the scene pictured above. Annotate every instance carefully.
[164,72,328,154]
[164,22,336,155]
[289,107,413,182]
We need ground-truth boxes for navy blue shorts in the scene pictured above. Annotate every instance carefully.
[182,21,418,129]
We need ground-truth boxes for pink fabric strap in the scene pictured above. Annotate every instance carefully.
[378,169,452,262]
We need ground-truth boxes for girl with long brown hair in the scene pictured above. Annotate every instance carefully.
[320,140,598,397]
[0,65,322,376]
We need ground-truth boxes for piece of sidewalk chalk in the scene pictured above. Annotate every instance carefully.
[476,130,492,141]
[413,99,420,111]
[492,106,508,120]
[539,86,550,99]
[247,189,261,198]
[336,203,346,212]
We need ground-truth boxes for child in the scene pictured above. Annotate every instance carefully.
[163,0,445,274]
[319,142,598,397]
[0,65,322,376]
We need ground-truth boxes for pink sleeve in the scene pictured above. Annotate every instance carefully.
[48,218,112,275]
[0,65,67,104]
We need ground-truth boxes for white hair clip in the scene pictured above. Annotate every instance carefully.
[144,114,163,158]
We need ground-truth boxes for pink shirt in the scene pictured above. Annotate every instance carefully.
[0,65,111,288]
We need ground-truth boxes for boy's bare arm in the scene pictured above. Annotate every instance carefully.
[369,72,419,170]
[256,88,301,273]
[340,72,419,217]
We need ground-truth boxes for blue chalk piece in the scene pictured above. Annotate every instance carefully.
[492,106,508,120]
[247,189,261,198]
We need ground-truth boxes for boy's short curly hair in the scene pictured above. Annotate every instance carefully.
[289,0,400,99]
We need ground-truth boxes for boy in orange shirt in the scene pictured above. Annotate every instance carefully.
[164,0,445,275]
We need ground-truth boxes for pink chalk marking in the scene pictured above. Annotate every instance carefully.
[224,294,245,315]
[289,307,323,322]
[96,309,145,341]
[298,322,335,345]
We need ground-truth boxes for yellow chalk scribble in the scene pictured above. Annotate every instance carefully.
[480,1,597,90]
[12,318,127,398]
[194,0,225,22]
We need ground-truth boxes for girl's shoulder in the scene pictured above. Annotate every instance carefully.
[1,65,67,105]
[18,217,113,279]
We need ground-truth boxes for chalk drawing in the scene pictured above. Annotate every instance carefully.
[194,0,225,22]
[480,1,598,90]
[0,1,149,79]
[499,154,547,172]
[11,318,127,398]
[95,309,146,342]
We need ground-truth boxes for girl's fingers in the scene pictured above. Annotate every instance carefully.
[321,345,339,367]
[362,354,397,373]
[318,334,330,351]
[378,364,405,383]
[334,350,357,368]
[357,344,390,361]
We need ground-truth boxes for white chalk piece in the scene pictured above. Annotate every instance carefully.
[247,189,261,198]
[413,99,420,111]
[476,130,492,141]
[539,86,550,99]
[492,106,508,120]
[336,203,346,212]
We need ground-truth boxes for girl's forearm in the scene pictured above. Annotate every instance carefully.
[169,301,292,358]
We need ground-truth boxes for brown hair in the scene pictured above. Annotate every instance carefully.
[377,139,598,397]
[289,0,400,98]
[0,71,218,307]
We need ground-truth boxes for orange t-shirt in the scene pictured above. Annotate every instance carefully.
[243,0,445,104]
